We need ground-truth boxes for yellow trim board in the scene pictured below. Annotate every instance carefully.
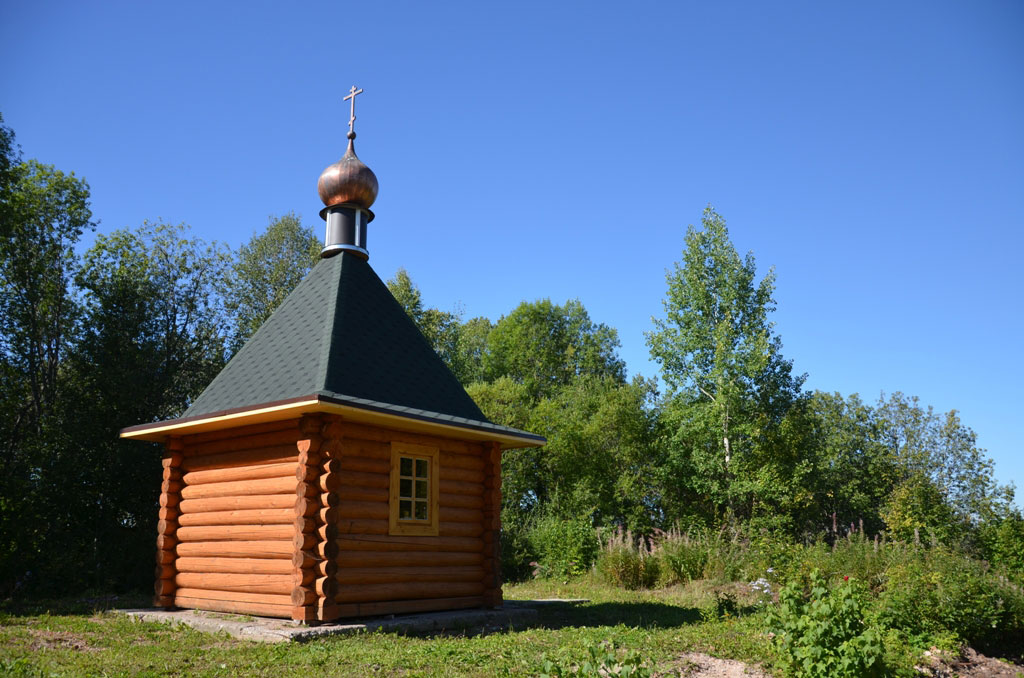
[119,397,544,449]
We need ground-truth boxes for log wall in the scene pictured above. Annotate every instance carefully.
[326,419,492,618]
[168,419,301,619]
[159,415,503,621]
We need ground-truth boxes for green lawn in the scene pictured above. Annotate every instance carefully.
[0,579,775,677]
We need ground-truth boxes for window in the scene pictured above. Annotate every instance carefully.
[389,442,439,536]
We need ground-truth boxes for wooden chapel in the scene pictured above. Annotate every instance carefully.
[119,87,545,622]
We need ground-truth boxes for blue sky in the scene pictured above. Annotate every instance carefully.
[3,1,1022,501]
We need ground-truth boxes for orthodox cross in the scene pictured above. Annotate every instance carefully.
[344,86,364,135]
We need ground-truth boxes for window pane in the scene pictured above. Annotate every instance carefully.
[399,478,412,498]
[414,501,428,520]
[415,480,427,499]
[415,458,428,478]
[400,457,412,476]
[399,500,412,519]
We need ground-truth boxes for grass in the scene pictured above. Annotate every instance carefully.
[0,579,777,677]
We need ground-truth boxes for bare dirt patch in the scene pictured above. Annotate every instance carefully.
[659,652,769,677]
[27,629,100,653]
[920,648,1024,678]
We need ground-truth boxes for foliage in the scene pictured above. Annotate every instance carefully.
[540,640,651,678]
[875,545,1024,653]
[528,514,600,578]
[647,206,805,527]
[222,212,320,354]
[0,147,96,594]
[768,571,885,678]
[596,528,661,590]
[485,298,626,402]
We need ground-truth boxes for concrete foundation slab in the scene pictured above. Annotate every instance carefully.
[121,604,540,643]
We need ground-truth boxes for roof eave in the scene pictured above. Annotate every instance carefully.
[119,394,546,450]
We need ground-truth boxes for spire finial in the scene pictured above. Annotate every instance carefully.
[344,85,364,139]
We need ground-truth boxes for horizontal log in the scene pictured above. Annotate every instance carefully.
[336,535,483,553]
[337,518,387,535]
[155,534,178,551]
[174,593,292,619]
[440,479,482,497]
[337,501,388,521]
[343,424,482,455]
[156,519,178,535]
[154,579,176,596]
[296,436,322,456]
[177,524,292,542]
[335,581,484,604]
[180,476,295,500]
[182,445,299,473]
[178,508,294,527]
[318,473,342,493]
[179,494,294,514]
[295,516,317,534]
[295,464,319,484]
[183,462,296,487]
[183,419,298,446]
[294,532,317,551]
[293,569,315,587]
[176,540,292,559]
[318,506,340,525]
[160,479,184,493]
[155,564,176,580]
[158,507,180,521]
[339,470,387,489]
[336,550,482,568]
[176,557,292,575]
[339,456,389,475]
[184,428,299,456]
[176,572,291,595]
[292,605,318,622]
[161,451,184,469]
[316,576,337,599]
[155,549,175,565]
[292,550,321,569]
[315,559,338,578]
[336,566,483,585]
[440,521,483,538]
[440,467,484,484]
[439,507,483,524]
[336,484,387,503]
[291,587,316,606]
[440,493,483,510]
[159,492,181,508]
[154,594,175,609]
[439,452,484,471]
[162,467,183,482]
[334,596,483,620]
[317,539,340,560]
[337,438,390,460]
[316,523,338,541]
[176,586,292,606]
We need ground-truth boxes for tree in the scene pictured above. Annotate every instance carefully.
[50,220,230,591]
[0,145,96,592]
[646,207,804,525]
[222,213,320,354]
[484,298,626,402]
[875,392,1012,542]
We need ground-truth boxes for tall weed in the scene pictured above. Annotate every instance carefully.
[595,527,661,589]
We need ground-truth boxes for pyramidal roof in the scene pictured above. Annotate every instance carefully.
[122,251,544,446]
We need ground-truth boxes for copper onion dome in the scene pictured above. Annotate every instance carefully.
[318,131,378,209]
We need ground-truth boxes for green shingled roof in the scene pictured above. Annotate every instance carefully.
[180,251,541,443]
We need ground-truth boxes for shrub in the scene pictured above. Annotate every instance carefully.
[596,527,661,589]
[656,527,709,583]
[876,545,1024,653]
[528,514,600,578]
[768,570,885,678]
